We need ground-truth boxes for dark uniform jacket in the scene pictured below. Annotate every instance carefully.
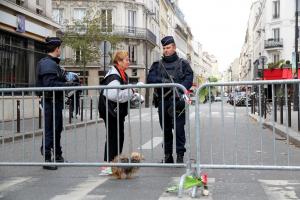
[147,53,193,100]
[36,55,67,100]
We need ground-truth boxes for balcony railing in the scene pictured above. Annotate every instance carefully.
[264,38,283,49]
[111,25,157,46]
[62,25,157,46]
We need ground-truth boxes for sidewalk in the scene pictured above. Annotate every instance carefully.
[249,109,300,146]
[0,109,102,143]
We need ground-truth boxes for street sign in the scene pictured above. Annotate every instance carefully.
[99,41,111,54]
[100,55,111,68]
[99,41,112,72]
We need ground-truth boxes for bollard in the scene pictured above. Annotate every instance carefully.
[17,100,20,133]
[288,97,291,127]
[69,100,72,124]
[280,96,283,124]
[81,98,84,122]
[39,100,42,129]
[90,97,93,120]
[251,95,254,114]
[254,94,256,114]
[264,97,267,119]
[274,96,277,122]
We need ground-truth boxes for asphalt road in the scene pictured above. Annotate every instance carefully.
[1,102,300,199]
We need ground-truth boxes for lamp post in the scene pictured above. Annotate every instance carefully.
[144,9,155,108]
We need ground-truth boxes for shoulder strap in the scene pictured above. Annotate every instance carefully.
[101,74,123,85]
[159,59,175,83]
[176,58,184,74]
[158,59,182,98]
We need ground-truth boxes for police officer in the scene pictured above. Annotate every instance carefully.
[36,37,79,170]
[147,36,193,163]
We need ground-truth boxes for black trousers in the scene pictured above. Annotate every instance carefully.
[42,100,63,158]
[158,100,186,155]
[103,114,125,162]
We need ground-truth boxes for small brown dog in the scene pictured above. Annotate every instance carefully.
[111,152,144,179]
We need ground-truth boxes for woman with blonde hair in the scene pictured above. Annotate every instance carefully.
[98,50,134,173]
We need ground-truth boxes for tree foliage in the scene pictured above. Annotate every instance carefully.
[199,76,219,103]
[61,9,122,84]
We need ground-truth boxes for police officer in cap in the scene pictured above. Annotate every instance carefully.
[36,37,79,170]
[147,36,193,163]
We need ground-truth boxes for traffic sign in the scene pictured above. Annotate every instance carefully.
[99,41,111,54]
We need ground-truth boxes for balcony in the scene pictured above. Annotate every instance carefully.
[63,25,157,47]
[112,26,157,46]
[264,38,283,49]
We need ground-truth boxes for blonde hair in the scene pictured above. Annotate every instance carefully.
[113,50,129,65]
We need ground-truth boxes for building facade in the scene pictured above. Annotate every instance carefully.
[239,0,298,81]
[52,0,159,87]
[0,0,59,88]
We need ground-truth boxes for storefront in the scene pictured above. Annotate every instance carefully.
[0,29,46,88]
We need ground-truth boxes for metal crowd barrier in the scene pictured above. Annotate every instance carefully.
[194,79,300,177]
[0,83,192,196]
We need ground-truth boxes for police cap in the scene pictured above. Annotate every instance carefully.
[161,36,175,46]
[45,37,62,47]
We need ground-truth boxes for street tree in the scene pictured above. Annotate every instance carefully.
[61,9,121,85]
[199,76,219,103]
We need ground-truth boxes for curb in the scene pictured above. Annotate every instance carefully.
[249,113,300,147]
[1,119,103,143]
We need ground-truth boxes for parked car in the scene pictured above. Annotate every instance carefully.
[228,91,251,106]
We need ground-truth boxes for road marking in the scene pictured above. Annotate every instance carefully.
[0,177,31,192]
[259,179,300,200]
[128,112,159,122]
[159,177,215,200]
[51,177,108,200]
[139,136,163,150]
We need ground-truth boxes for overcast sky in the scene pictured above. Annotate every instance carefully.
[178,0,255,72]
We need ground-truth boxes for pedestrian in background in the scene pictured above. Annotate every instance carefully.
[147,36,193,163]
[98,50,134,173]
[36,37,79,170]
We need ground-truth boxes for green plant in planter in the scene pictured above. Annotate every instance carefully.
[282,60,292,68]
[268,62,276,69]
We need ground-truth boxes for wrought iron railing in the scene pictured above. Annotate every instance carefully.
[62,25,157,46]
[264,38,283,49]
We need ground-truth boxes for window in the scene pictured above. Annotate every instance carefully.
[75,49,81,64]
[128,10,136,33]
[73,8,86,21]
[273,54,280,63]
[36,8,43,15]
[101,9,112,32]
[272,0,280,19]
[273,28,280,41]
[132,69,137,76]
[16,0,24,6]
[128,45,137,64]
[52,9,63,24]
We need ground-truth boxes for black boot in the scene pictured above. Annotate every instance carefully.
[43,154,57,170]
[55,155,65,163]
[164,154,174,163]
[176,153,184,163]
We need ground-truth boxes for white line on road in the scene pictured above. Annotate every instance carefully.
[51,177,108,200]
[259,179,300,200]
[0,177,31,192]
[139,137,163,150]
